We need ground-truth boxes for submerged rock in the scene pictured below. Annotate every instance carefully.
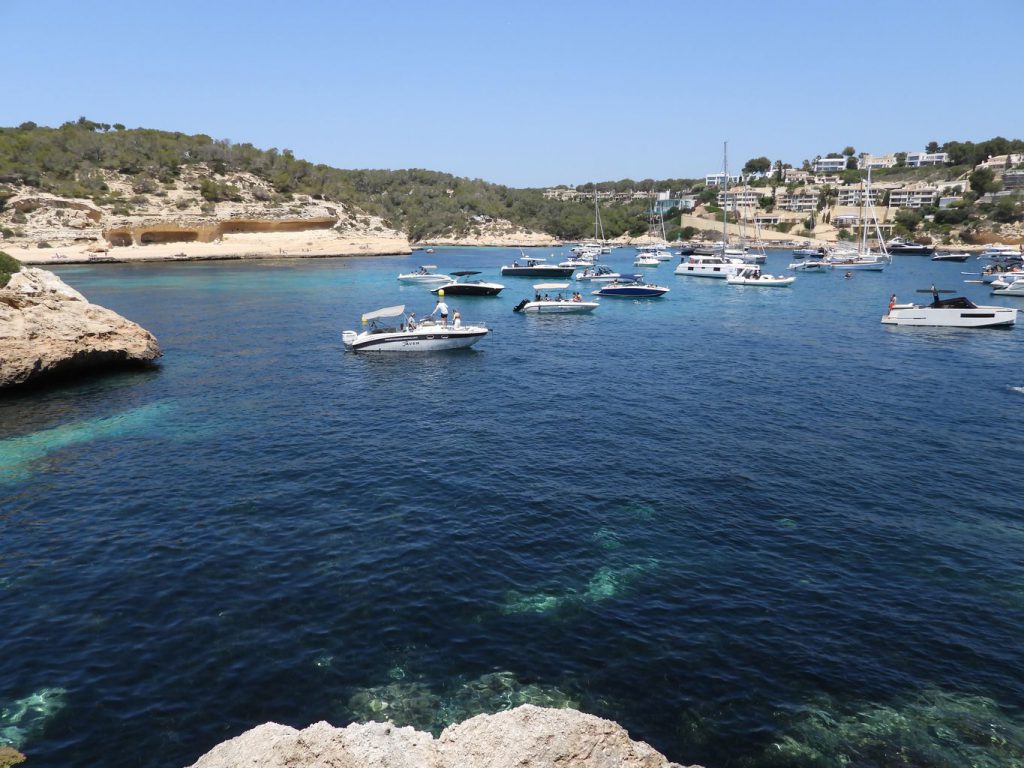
[0,687,66,751]
[0,267,160,389]
[0,747,26,768]
[187,705,699,768]
[762,688,1024,768]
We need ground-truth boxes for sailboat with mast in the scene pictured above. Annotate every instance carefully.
[827,167,889,271]
[674,142,747,279]
[573,191,611,258]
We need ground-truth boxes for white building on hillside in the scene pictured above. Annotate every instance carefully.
[705,172,742,187]
[888,186,939,209]
[717,189,763,209]
[906,151,950,167]
[777,191,819,213]
[783,168,810,183]
[860,153,898,170]
[837,187,882,207]
[813,157,849,173]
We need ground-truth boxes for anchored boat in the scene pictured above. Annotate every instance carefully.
[342,305,488,352]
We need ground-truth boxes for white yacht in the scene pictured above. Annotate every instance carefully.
[882,293,1017,328]
[726,267,795,287]
[991,277,1024,297]
[575,265,636,282]
[634,253,660,267]
[397,265,449,284]
[513,283,599,313]
[674,253,747,278]
[342,305,488,352]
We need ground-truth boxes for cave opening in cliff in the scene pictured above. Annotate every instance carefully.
[140,231,199,245]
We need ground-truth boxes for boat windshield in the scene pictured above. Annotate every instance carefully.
[932,296,977,309]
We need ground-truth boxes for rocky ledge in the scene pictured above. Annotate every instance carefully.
[187,705,700,768]
[0,267,160,389]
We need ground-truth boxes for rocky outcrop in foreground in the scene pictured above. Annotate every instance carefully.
[0,267,160,389]
[188,705,700,768]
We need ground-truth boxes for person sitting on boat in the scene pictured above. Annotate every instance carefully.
[453,308,461,328]
[406,312,417,330]
[430,298,449,326]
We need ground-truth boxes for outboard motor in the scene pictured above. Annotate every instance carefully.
[512,299,528,313]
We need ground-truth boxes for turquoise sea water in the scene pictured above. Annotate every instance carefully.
[2,247,1024,767]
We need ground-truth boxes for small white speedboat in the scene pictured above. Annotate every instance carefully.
[788,260,832,272]
[575,265,635,282]
[726,267,795,287]
[881,295,1017,328]
[342,305,488,352]
[397,265,448,284]
[633,254,660,267]
[991,278,1024,297]
[513,282,599,313]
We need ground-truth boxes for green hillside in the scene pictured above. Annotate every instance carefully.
[0,119,668,241]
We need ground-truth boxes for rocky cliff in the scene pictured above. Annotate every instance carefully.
[0,267,160,389]
[187,705,700,768]
[0,166,413,264]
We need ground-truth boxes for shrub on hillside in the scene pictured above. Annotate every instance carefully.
[0,250,21,287]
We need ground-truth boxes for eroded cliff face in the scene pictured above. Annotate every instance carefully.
[0,167,411,261]
[187,705,701,768]
[0,267,160,389]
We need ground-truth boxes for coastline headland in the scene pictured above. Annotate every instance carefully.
[187,705,700,768]
[0,260,160,389]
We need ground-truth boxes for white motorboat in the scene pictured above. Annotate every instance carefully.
[726,267,795,287]
[397,265,449,284]
[788,260,832,272]
[500,256,574,277]
[559,255,596,268]
[931,252,970,262]
[342,304,488,352]
[886,237,935,256]
[591,279,670,298]
[575,265,637,282]
[636,243,675,261]
[634,254,660,267]
[513,283,599,313]
[881,292,1017,328]
[991,277,1024,296]
[429,271,504,296]
[980,244,1022,260]
[674,253,747,278]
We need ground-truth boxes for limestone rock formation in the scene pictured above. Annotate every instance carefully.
[0,267,160,389]
[187,705,699,768]
[0,167,412,264]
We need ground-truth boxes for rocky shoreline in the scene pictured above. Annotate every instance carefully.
[187,705,700,768]
[0,265,160,390]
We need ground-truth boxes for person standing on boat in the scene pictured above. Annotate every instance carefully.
[431,297,449,326]
[888,293,897,314]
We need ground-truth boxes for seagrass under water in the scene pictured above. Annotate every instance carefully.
[2,248,1023,768]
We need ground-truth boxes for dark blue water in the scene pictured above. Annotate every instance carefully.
[3,248,1024,768]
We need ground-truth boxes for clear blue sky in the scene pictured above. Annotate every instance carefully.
[3,0,1021,187]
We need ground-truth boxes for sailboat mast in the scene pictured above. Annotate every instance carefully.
[722,141,729,248]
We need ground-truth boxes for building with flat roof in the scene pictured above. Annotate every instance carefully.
[888,186,939,209]
[813,157,849,173]
[861,154,898,170]
[905,151,950,167]
[777,191,819,213]
[705,172,742,187]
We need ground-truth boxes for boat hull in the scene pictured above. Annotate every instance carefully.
[500,266,575,277]
[343,326,488,351]
[726,276,795,286]
[881,306,1017,328]
[517,301,599,313]
[592,286,669,297]
[431,284,503,296]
